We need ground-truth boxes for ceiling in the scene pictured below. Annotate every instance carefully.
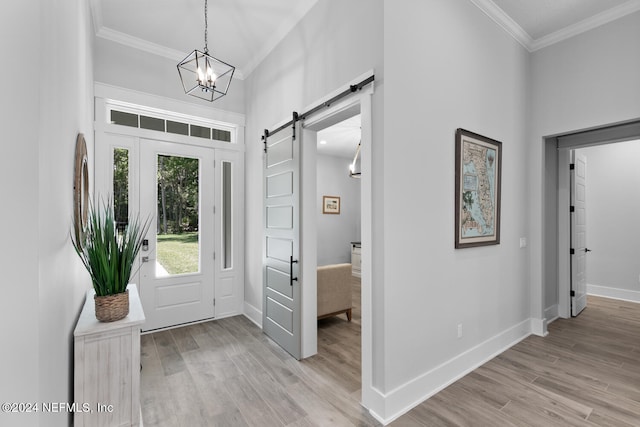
[317,115,361,159]
[91,0,640,79]
[90,0,320,79]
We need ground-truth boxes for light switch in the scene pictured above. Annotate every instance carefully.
[519,237,527,248]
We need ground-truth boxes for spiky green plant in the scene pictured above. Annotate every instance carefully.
[72,199,150,296]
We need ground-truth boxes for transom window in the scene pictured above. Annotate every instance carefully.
[108,107,233,143]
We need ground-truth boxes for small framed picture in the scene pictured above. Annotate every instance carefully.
[322,196,341,214]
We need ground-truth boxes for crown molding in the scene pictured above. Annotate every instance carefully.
[96,27,183,62]
[470,0,640,53]
[529,0,640,51]
[467,0,533,51]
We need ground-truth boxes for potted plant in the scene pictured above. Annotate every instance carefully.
[72,199,150,322]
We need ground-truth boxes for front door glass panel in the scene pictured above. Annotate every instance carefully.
[156,154,200,277]
[113,148,129,231]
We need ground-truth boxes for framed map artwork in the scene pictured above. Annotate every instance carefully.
[455,129,502,248]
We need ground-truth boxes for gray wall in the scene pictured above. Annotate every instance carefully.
[577,141,640,301]
[316,154,361,266]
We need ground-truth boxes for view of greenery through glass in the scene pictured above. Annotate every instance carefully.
[113,148,129,231]
[156,155,200,276]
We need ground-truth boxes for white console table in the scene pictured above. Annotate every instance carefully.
[74,284,145,427]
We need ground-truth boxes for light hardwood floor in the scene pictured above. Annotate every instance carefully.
[393,296,640,427]
[141,286,640,426]
[140,277,377,426]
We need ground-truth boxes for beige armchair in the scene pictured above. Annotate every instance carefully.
[317,263,352,321]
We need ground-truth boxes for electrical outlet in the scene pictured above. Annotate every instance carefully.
[457,324,463,339]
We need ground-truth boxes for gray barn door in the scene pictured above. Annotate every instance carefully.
[263,123,301,359]
[570,152,588,316]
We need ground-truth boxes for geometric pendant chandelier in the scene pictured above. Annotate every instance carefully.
[177,0,235,102]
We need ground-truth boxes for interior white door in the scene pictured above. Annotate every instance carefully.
[139,139,215,331]
[571,152,588,316]
[263,124,301,360]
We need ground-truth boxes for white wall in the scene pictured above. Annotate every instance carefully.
[576,141,640,302]
[317,154,361,266]
[94,37,245,115]
[530,11,640,319]
[1,1,94,426]
[38,2,95,426]
[383,0,530,419]
[0,3,41,426]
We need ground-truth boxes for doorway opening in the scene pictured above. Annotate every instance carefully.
[260,73,375,409]
[543,119,640,322]
[315,114,363,389]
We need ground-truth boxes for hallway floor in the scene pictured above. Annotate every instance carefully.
[140,277,375,426]
[140,292,640,426]
[393,296,640,426]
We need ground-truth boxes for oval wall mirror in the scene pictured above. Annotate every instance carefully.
[74,133,89,244]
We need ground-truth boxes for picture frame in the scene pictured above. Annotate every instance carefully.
[455,128,502,249]
[322,195,341,214]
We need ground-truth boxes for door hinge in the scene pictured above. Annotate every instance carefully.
[570,290,575,297]
[570,248,575,255]
[570,163,575,170]
[213,252,216,260]
[213,205,216,214]
[213,298,216,306]
[570,206,575,212]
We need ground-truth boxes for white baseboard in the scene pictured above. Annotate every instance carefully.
[587,284,640,303]
[529,317,548,337]
[544,304,559,324]
[368,319,532,424]
[243,301,262,328]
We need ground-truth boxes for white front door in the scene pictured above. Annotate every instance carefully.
[570,152,588,316]
[139,139,215,331]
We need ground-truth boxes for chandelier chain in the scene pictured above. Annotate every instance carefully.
[204,0,208,53]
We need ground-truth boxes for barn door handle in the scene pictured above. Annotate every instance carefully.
[290,256,298,286]
[585,248,592,253]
